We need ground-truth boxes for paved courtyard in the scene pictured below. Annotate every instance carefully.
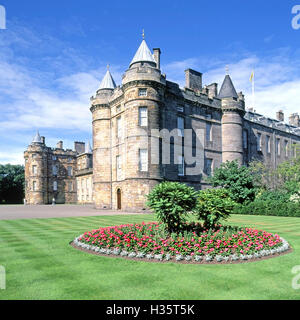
[0,204,147,220]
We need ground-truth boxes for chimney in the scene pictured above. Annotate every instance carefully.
[206,83,218,98]
[238,91,245,102]
[74,141,85,154]
[185,69,202,91]
[153,48,161,69]
[276,110,284,122]
[41,136,45,145]
[289,113,300,127]
[56,141,63,149]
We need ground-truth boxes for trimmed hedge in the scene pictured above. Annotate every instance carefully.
[233,199,300,217]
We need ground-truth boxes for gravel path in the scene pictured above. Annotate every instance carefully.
[0,204,147,220]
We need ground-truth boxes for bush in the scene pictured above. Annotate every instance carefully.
[208,160,256,204]
[233,199,300,217]
[146,182,197,233]
[195,188,236,229]
[256,190,290,202]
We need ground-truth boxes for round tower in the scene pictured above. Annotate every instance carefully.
[90,69,116,209]
[219,74,245,165]
[24,131,47,204]
[116,37,166,210]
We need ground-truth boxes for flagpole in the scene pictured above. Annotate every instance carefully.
[252,70,255,111]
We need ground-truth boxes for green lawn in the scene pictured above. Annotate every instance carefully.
[0,214,299,300]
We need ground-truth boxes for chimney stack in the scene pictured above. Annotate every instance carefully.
[289,113,300,127]
[153,48,161,69]
[41,136,45,145]
[56,141,63,149]
[185,69,202,92]
[276,110,284,122]
[206,83,218,98]
[74,141,85,154]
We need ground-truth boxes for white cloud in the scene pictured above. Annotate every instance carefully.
[0,22,299,165]
[162,50,300,120]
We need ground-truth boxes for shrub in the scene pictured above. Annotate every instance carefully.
[256,190,290,202]
[195,188,236,229]
[208,160,256,204]
[233,199,300,217]
[146,182,197,233]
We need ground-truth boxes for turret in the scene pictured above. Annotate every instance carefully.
[219,74,245,165]
[24,131,47,204]
[90,68,116,209]
[115,36,166,210]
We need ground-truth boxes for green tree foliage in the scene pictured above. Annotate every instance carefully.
[0,164,25,204]
[146,182,197,233]
[195,188,235,229]
[249,151,300,194]
[208,160,256,204]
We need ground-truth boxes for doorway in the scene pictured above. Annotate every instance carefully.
[117,189,121,210]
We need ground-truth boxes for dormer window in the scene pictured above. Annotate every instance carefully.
[138,88,147,97]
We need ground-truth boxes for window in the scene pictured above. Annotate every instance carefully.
[67,166,73,176]
[139,149,148,172]
[53,181,58,191]
[205,159,213,176]
[32,165,37,175]
[68,157,72,163]
[52,165,58,176]
[178,155,185,176]
[68,181,73,192]
[177,105,184,113]
[293,143,297,158]
[52,156,57,161]
[206,113,212,120]
[139,107,148,126]
[276,138,280,156]
[116,155,122,180]
[243,130,248,149]
[257,133,262,152]
[33,181,37,191]
[285,140,289,157]
[177,116,184,137]
[266,135,271,154]
[117,116,122,138]
[32,154,37,160]
[206,123,212,142]
[138,88,147,97]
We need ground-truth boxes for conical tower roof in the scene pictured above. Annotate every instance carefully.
[130,39,156,67]
[218,74,238,99]
[32,131,42,144]
[99,70,116,90]
[85,141,92,154]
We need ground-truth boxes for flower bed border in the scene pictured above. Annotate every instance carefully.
[71,234,291,265]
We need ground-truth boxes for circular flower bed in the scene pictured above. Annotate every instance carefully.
[72,222,290,263]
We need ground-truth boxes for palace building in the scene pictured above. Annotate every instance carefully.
[24,37,300,210]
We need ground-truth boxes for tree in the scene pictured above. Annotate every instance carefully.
[0,164,25,204]
[146,182,197,233]
[249,150,300,194]
[207,160,256,204]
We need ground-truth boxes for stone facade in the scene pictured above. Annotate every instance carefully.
[24,38,300,210]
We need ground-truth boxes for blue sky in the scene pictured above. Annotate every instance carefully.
[0,0,300,164]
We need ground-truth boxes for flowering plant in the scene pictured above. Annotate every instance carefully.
[77,222,284,259]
